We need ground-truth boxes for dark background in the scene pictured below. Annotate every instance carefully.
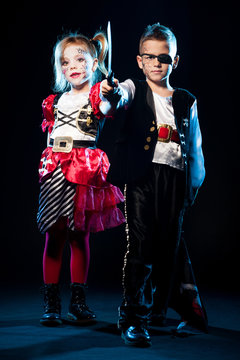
[2,0,238,293]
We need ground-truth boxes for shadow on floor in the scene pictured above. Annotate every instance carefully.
[0,287,240,360]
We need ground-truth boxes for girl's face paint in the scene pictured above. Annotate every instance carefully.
[77,48,85,55]
[61,45,98,91]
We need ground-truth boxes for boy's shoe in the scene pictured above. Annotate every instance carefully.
[121,325,152,347]
[172,320,207,337]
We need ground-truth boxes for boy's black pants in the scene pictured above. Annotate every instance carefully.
[119,163,185,327]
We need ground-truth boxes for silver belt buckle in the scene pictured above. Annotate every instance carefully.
[52,136,73,153]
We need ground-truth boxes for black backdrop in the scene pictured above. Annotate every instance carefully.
[2,0,238,292]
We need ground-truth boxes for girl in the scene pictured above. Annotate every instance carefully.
[37,30,125,326]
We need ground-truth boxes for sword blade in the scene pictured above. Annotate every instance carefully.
[107,21,112,76]
[107,21,115,86]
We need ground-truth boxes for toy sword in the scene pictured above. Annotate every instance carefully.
[107,21,115,87]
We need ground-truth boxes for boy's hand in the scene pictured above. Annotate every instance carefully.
[101,78,119,98]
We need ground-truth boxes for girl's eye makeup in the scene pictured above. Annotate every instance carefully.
[77,57,86,63]
[61,60,68,66]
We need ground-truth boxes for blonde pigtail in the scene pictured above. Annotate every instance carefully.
[92,31,108,77]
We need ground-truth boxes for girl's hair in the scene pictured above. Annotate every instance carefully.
[139,23,177,56]
[53,30,108,92]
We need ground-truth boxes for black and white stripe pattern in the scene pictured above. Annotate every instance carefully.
[37,165,77,234]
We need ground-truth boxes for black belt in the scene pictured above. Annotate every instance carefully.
[49,138,95,149]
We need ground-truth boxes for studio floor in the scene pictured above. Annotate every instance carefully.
[0,285,239,360]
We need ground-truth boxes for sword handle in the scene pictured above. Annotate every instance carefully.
[107,70,115,87]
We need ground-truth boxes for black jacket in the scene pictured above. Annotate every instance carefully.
[99,79,205,206]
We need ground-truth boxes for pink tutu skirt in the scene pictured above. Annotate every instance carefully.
[37,147,125,233]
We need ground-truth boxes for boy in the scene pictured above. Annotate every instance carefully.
[100,23,207,347]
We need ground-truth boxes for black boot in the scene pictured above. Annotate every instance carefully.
[67,283,96,324]
[118,305,152,347]
[40,283,62,326]
[121,325,152,347]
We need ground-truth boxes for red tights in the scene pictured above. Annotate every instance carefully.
[43,218,90,284]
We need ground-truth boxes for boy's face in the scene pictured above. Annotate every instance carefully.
[137,39,178,85]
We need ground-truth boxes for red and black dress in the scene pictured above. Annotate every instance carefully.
[37,83,125,234]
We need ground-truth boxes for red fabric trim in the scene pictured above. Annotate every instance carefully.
[89,82,104,119]
[39,147,112,186]
[41,94,57,134]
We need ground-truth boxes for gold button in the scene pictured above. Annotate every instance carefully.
[150,126,155,132]
[144,145,150,150]
[152,121,155,124]
[146,137,151,142]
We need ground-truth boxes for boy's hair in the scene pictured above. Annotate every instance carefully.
[53,31,108,92]
[139,23,177,56]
